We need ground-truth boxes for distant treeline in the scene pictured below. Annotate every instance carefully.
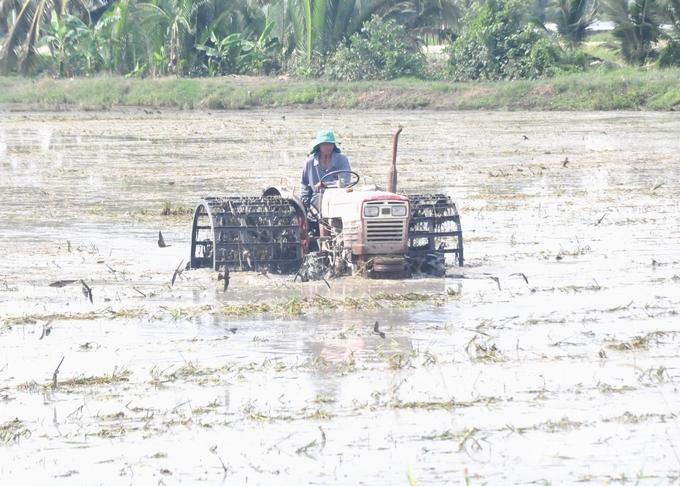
[1,0,680,80]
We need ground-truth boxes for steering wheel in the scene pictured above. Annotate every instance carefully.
[320,170,360,189]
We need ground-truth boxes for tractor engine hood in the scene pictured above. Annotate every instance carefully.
[321,189,411,256]
[321,189,409,219]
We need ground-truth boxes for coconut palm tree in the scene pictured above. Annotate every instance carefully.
[656,0,680,66]
[601,0,664,65]
[658,0,680,33]
[0,0,16,36]
[137,0,200,74]
[286,0,395,64]
[545,0,597,49]
[385,0,463,43]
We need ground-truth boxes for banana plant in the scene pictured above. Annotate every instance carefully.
[239,20,279,73]
[196,30,245,74]
[95,0,143,74]
[37,11,90,77]
[0,0,93,74]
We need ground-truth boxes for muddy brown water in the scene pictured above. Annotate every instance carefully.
[1,108,680,485]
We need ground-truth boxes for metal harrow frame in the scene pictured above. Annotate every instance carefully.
[406,193,464,266]
[190,196,304,273]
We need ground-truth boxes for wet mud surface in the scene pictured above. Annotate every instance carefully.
[1,108,680,484]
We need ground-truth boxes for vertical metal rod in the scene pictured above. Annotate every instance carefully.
[387,127,403,193]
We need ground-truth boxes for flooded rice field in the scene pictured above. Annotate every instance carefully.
[1,107,679,485]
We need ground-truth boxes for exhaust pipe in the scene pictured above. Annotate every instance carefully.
[387,126,402,193]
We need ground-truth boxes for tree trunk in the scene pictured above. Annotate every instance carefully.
[170,25,178,74]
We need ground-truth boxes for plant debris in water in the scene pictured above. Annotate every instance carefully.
[1,110,679,484]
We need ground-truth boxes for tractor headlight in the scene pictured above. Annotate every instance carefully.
[391,206,407,217]
[363,206,379,217]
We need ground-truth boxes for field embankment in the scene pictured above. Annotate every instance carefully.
[1,69,680,111]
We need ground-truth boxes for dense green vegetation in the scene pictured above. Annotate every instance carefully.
[448,0,565,81]
[2,0,680,81]
[1,68,679,110]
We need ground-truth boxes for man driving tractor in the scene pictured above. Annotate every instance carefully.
[190,127,463,278]
[300,130,352,232]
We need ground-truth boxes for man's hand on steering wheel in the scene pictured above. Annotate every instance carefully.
[319,169,360,190]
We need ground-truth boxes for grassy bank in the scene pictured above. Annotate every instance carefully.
[1,69,680,110]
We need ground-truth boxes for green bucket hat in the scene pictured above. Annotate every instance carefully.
[310,130,341,154]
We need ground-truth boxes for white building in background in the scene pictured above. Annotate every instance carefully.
[587,21,616,32]
[544,21,615,33]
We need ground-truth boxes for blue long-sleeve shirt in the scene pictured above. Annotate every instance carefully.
[300,152,351,208]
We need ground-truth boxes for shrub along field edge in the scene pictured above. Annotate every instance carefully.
[1,69,679,111]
